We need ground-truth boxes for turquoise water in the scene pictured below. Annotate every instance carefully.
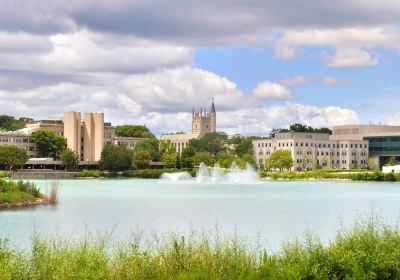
[1,179,400,249]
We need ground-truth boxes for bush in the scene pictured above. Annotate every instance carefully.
[0,171,11,178]
[0,179,43,204]
[1,217,400,279]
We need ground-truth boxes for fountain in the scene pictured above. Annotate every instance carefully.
[161,162,260,184]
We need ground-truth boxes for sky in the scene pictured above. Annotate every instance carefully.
[0,0,400,136]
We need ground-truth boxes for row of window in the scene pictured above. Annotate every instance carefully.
[257,142,367,149]
[0,137,31,143]
[258,150,368,157]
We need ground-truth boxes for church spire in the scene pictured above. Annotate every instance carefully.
[210,98,216,113]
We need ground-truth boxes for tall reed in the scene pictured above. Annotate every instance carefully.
[46,180,59,204]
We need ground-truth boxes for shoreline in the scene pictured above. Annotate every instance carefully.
[0,198,51,209]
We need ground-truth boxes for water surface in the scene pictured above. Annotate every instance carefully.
[1,179,400,249]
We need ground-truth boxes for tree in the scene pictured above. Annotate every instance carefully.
[322,155,330,168]
[193,152,214,166]
[134,138,160,161]
[0,115,33,131]
[217,153,235,168]
[133,150,151,169]
[313,127,332,134]
[60,148,80,171]
[181,146,196,168]
[385,157,399,167]
[115,125,155,138]
[31,130,67,159]
[162,153,178,168]
[265,150,293,171]
[159,139,176,155]
[99,145,133,174]
[0,145,29,170]
[195,132,228,156]
[289,123,313,133]
[234,138,253,156]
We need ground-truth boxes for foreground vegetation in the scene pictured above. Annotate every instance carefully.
[0,179,58,206]
[260,170,400,182]
[1,217,400,279]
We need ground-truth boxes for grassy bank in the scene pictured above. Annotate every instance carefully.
[260,170,400,182]
[75,169,196,179]
[0,179,58,207]
[0,217,399,279]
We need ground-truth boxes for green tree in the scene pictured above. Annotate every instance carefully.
[115,125,155,138]
[181,146,196,168]
[197,132,228,156]
[159,139,176,155]
[99,145,133,174]
[289,123,313,133]
[265,150,293,171]
[0,145,29,170]
[133,150,151,169]
[31,130,67,159]
[134,138,160,161]
[322,155,330,168]
[234,138,253,156]
[313,127,332,134]
[162,153,178,168]
[0,115,33,131]
[217,153,235,168]
[385,157,399,167]
[60,148,80,171]
[193,152,214,166]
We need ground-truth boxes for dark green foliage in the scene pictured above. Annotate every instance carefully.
[0,145,29,170]
[189,132,228,156]
[31,130,67,159]
[134,138,161,161]
[193,152,214,166]
[181,147,196,168]
[60,148,80,171]
[265,150,294,171]
[0,179,42,203]
[270,124,333,137]
[0,171,11,178]
[230,137,253,156]
[1,217,400,279]
[99,145,133,173]
[115,125,155,138]
[0,115,33,131]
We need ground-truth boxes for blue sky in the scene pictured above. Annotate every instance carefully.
[0,1,399,135]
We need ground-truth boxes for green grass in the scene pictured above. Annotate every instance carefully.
[0,171,11,178]
[0,179,43,204]
[1,217,400,279]
[260,170,400,182]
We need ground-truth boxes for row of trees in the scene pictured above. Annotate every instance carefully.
[269,123,332,138]
[0,115,33,132]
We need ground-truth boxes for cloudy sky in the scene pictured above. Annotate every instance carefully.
[1,0,400,135]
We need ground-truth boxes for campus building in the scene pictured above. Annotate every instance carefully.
[160,100,216,154]
[331,125,400,169]
[0,112,146,164]
[253,132,369,170]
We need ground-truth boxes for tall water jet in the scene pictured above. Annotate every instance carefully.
[196,162,211,183]
[161,172,192,182]
[211,163,224,183]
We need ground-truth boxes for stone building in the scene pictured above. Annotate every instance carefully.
[253,132,369,170]
[161,100,216,154]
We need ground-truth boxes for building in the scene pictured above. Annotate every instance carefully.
[331,125,400,169]
[0,111,146,164]
[161,100,217,153]
[253,132,369,170]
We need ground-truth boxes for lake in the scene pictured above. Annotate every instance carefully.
[1,179,400,249]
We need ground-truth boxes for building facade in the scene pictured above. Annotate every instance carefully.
[0,111,146,163]
[161,100,217,153]
[253,132,369,170]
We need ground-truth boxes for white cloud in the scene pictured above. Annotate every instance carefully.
[252,81,293,100]
[322,76,348,85]
[327,48,378,67]
[277,76,311,86]
[275,26,400,67]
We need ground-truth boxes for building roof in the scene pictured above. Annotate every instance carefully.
[160,133,199,141]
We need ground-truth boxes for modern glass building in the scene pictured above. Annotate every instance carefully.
[364,136,400,167]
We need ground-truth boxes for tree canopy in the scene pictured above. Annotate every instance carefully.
[0,115,33,131]
[133,150,151,169]
[115,125,155,138]
[31,130,67,159]
[189,132,228,156]
[60,148,80,171]
[134,138,160,161]
[0,145,29,170]
[265,150,293,171]
[99,145,133,173]
[269,123,332,137]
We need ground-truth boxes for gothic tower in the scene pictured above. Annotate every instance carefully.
[192,99,217,137]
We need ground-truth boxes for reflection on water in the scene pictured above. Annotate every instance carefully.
[1,179,400,249]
